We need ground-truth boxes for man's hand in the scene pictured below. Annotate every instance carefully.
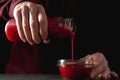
[13,1,49,45]
[80,52,119,80]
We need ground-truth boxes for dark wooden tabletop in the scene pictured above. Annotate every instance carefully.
[0,74,119,80]
[0,74,62,80]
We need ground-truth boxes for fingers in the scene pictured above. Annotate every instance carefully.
[14,7,26,42]
[13,2,49,45]
[90,60,108,79]
[22,5,34,44]
[90,53,109,79]
[91,52,105,66]
[110,71,119,79]
[38,5,48,40]
[29,5,40,44]
[43,38,50,44]
[91,66,111,80]
[83,53,119,80]
[101,67,111,79]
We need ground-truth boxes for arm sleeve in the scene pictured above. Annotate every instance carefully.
[0,0,23,21]
[0,0,42,21]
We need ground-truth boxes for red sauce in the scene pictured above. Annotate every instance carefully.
[59,64,92,78]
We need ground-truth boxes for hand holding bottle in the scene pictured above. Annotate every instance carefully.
[13,1,48,45]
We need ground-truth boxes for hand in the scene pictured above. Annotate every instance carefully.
[13,1,49,45]
[80,52,119,80]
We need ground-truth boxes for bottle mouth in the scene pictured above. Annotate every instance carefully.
[58,18,76,33]
[66,18,76,33]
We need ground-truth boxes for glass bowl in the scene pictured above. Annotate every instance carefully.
[57,59,94,79]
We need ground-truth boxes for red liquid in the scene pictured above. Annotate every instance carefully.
[71,36,74,62]
[59,64,92,79]
[5,18,74,42]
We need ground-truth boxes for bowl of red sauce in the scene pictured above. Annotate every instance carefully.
[57,59,93,80]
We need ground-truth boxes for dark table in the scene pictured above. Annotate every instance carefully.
[0,74,119,80]
[0,74,62,80]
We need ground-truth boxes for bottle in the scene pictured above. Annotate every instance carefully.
[5,17,75,42]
